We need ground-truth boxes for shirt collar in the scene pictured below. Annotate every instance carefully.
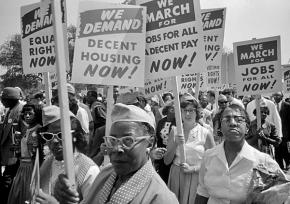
[214,141,256,167]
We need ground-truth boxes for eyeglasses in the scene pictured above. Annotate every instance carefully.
[221,115,246,124]
[40,130,75,142]
[182,108,196,114]
[218,101,228,104]
[104,135,150,149]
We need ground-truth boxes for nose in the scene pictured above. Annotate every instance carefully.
[111,144,124,153]
[228,117,238,126]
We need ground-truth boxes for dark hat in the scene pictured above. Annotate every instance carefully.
[111,103,155,130]
[1,87,21,100]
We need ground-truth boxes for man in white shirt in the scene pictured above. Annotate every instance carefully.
[52,84,90,138]
[246,96,282,139]
[221,88,244,109]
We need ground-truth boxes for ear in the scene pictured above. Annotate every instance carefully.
[147,136,155,148]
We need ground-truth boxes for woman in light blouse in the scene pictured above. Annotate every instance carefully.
[164,94,215,204]
[195,104,285,204]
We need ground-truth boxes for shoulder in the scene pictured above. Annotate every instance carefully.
[146,172,179,203]
[203,143,222,158]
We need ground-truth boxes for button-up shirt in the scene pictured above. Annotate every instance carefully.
[197,141,283,204]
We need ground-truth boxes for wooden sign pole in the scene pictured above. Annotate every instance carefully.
[52,0,75,185]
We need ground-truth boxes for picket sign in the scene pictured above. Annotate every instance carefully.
[43,72,52,106]
[172,77,186,163]
[103,86,114,166]
[195,73,200,97]
[51,0,75,185]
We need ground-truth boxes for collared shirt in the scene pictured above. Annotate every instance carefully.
[197,141,283,204]
[76,106,90,134]
[246,97,282,138]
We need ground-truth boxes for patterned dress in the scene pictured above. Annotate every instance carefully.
[7,124,41,204]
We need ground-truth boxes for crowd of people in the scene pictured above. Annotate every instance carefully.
[0,84,290,204]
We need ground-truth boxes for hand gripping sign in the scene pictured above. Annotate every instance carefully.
[233,36,282,95]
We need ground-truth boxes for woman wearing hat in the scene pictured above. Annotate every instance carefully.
[52,103,179,204]
[35,106,99,203]
[164,94,215,204]
[247,102,281,158]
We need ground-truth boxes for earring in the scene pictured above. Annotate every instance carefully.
[73,137,77,142]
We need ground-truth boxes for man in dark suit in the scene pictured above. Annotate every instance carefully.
[0,87,23,203]
[272,92,290,170]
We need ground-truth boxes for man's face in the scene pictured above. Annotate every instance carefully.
[223,92,233,102]
[199,95,208,108]
[272,93,283,104]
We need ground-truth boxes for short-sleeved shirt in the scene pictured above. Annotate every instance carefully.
[197,141,284,204]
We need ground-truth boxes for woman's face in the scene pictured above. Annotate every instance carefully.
[181,104,197,123]
[221,107,248,143]
[109,121,149,176]
[23,109,36,125]
[46,121,63,161]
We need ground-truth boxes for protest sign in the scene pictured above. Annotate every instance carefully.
[71,2,146,87]
[202,8,226,87]
[140,78,173,97]
[177,73,206,94]
[20,0,66,74]
[136,0,206,80]
[233,36,282,95]
[283,64,290,93]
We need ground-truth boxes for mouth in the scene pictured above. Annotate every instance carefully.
[111,159,127,165]
[229,128,240,133]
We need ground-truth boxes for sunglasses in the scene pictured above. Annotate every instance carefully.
[104,135,150,149]
[218,101,228,104]
[40,130,75,142]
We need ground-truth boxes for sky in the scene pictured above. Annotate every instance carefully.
[0,0,290,64]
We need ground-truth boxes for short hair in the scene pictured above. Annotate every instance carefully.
[207,90,215,98]
[162,92,174,101]
[222,88,234,95]
[253,106,270,116]
[87,90,98,98]
[21,103,43,125]
[180,99,203,121]
[162,104,174,116]
[221,104,250,127]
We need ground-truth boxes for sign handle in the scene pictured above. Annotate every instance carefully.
[43,72,52,106]
[195,73,200,98]
[52,0,75,185]
[172,77,186,163]
[103,86,114,166]
[255,95,262,149]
